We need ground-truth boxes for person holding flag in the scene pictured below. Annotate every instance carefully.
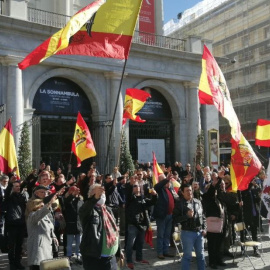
[125,180,157,269]
[153,173,178,260]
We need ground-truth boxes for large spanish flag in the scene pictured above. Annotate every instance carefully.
[152,152,163,186]
[18,0,105,70]
[18,0,143,70]
[0,119,20,178]
[230,133,261,192]
[198,45,241,142]
[122,88,151,125]
[255,119,270,147]
[72,112,96,167]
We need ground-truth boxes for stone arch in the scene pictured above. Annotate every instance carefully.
[134,79,184,119]
[25,68,106,119]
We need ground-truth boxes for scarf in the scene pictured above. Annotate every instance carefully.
[100,205,119,248]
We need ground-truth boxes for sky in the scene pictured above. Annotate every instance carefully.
[163,0,202,24]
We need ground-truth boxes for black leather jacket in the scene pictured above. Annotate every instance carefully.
[173,197,206,231]
[79,196,120,258]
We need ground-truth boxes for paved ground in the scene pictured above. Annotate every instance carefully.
[1,219,270,270]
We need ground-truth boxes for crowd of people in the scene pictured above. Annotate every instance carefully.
[0,160,267,270]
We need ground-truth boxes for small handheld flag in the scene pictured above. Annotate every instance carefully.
[0,119,20,178]
[72,112,96,167]
[152,152,163,186]
[255,119,270,147]
[122,88,151,125]
[230,133,262,192]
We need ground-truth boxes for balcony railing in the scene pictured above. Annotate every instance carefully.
[133,31,185,51]
[27,7,186,52]
[28,7,71,28]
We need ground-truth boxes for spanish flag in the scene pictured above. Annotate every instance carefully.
[18,0,143,70]
[72,112,96,167]
[152,152,163,186]
[0,119,20,178]
[230,133,261,192]
[255,119,270,147]
[122,88,151,125]
[198,45,241,142]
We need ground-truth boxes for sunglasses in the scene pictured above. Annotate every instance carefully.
[133,185,139,188]
[137,174,142,176]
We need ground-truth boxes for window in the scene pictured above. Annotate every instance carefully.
[242,35,249,48]
[264,27,270,39]
[266,64,270,78]
[223,43,230,54]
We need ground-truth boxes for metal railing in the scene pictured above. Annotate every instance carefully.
[133,31,185,51]
[28,7,71,28]
[27,7,186,52]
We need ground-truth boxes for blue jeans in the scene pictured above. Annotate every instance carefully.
[156,214,172,255]
[66,234,82,257]
[125,225,145,263]
[181,230,205,270]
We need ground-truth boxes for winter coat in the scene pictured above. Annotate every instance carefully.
[3,183,27,226]
[26,204,56,266]
[64,195,83,235]
[153,179,177,219]
[126,194,157,230]
[79,196,120,258]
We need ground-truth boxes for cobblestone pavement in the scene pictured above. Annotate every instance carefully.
[1,219,270,270]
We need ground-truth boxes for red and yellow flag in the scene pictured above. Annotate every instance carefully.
[72,112,96,167]
[0,119,20,178]
[152,152,163,186]
[198,45,241,142]
[230,133,261,192]
[18,0,105,70]
[19,0,143,70]
[255,119,270,147]
[122,88,151,125]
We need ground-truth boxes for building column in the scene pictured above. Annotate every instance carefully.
[65,0,71,17]
[3,56,24,148]
[104,72,125,172]
[184,82,200,164]
[201,105,219,166]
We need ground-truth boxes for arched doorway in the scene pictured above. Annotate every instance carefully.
[129,87,173,165]
[33,77,92,171]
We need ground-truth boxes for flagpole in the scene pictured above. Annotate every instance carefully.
[117,125,125,169]
[66,151,73,180]
[104,59,128,174]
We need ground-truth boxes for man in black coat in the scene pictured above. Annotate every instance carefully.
[4,181,27,270]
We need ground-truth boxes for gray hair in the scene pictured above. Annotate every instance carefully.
[0,174,9,182]
[88,183,101,198]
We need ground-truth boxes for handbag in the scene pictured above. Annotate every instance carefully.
[40,257,70,270]
[206,217,223,233]
[117,257,125,269]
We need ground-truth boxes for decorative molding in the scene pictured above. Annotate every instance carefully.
[0,55,22,67]
[104,72,128,80]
